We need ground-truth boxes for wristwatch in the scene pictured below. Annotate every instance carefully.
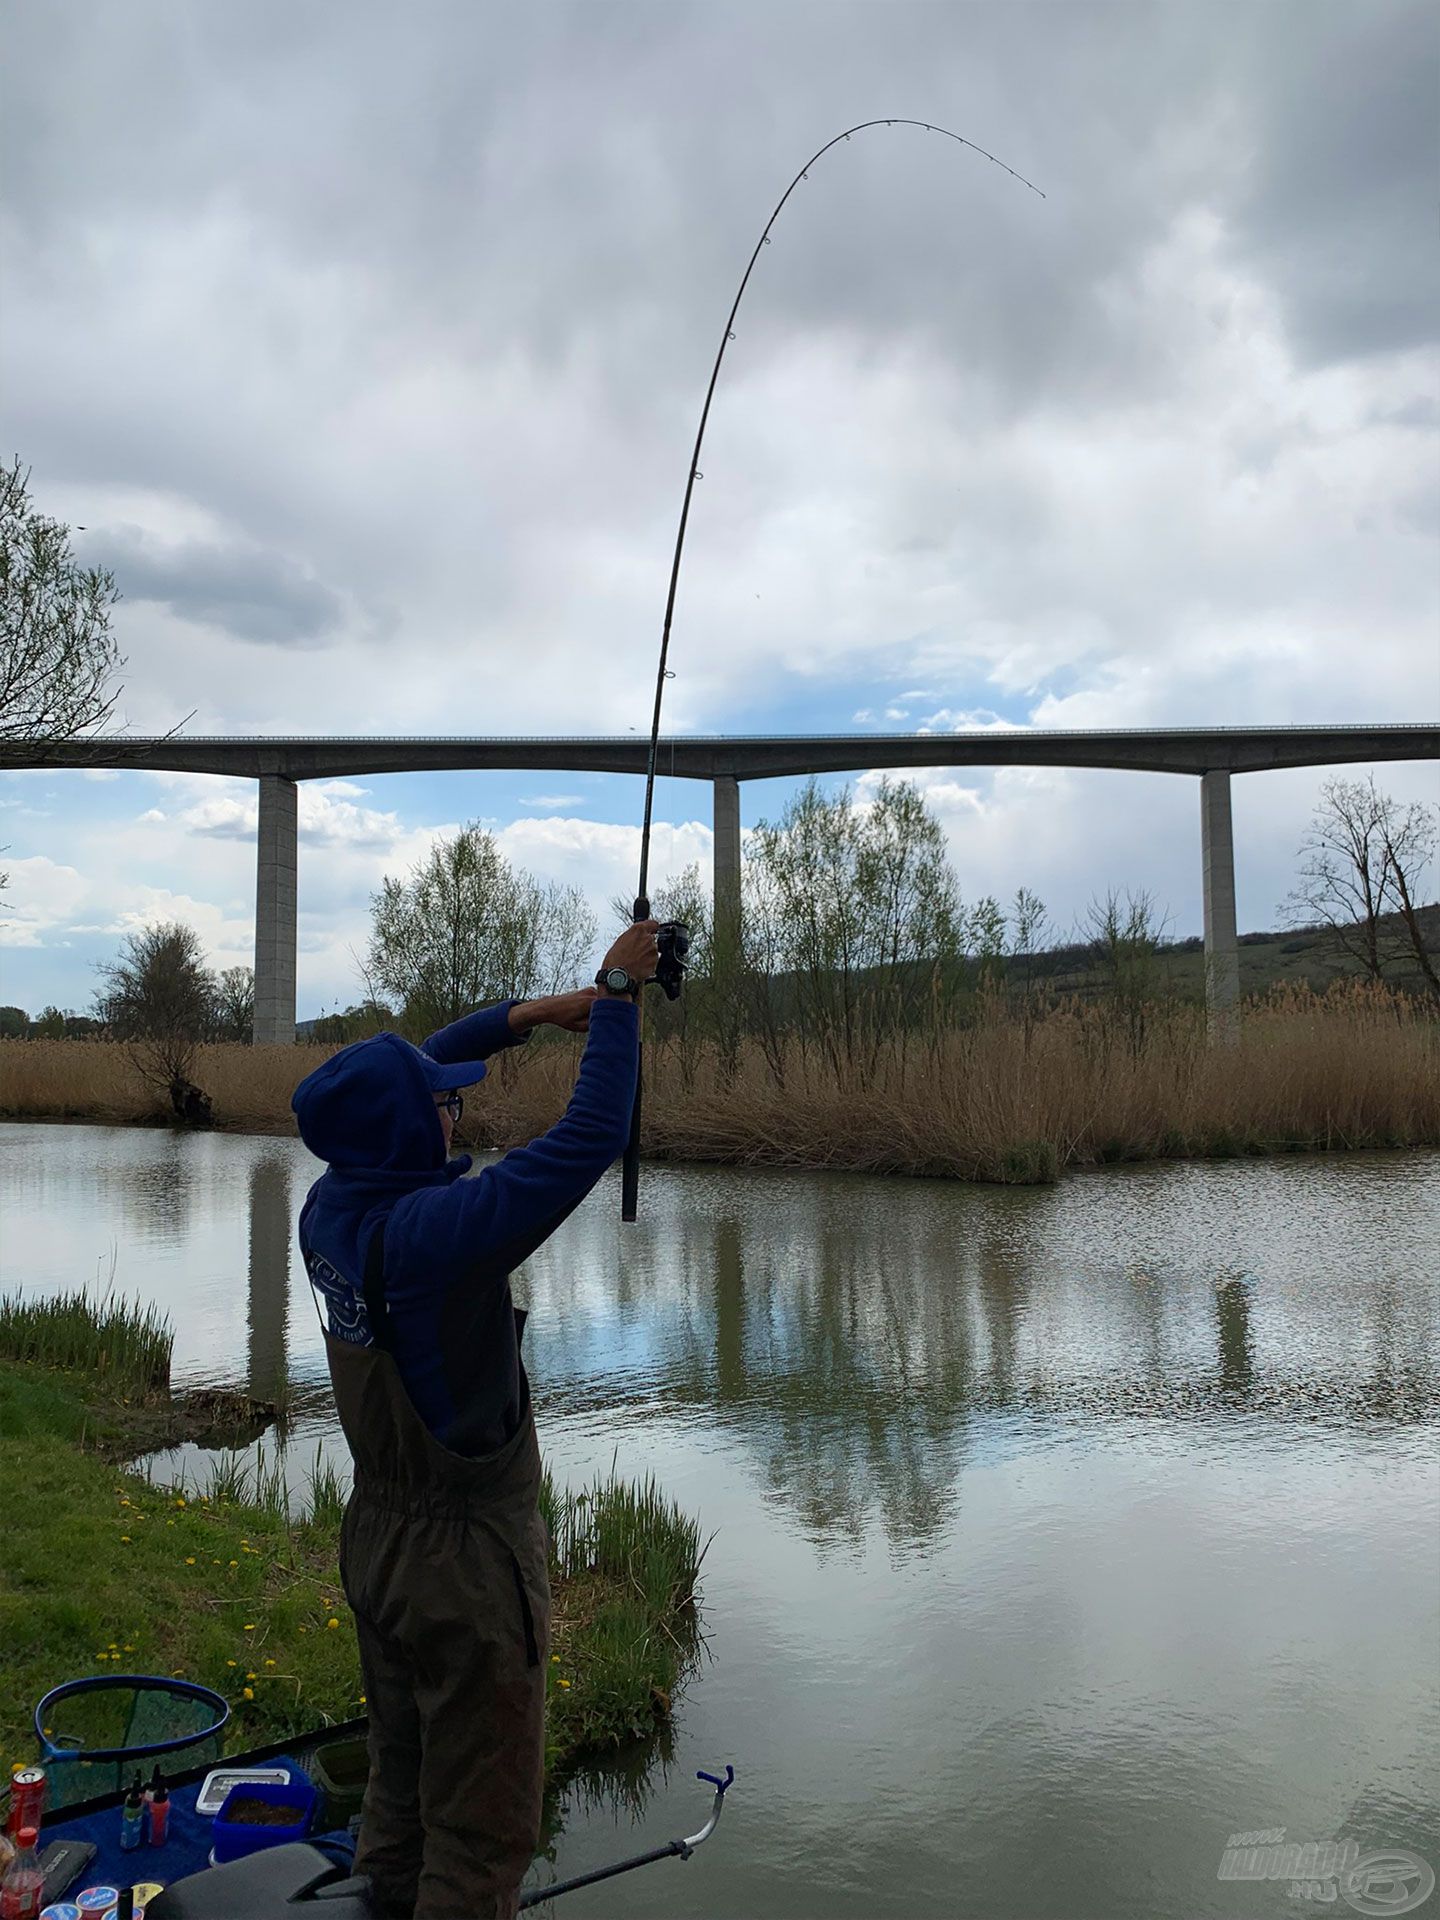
[595,966,640,998]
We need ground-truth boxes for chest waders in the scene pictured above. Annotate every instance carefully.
[325,1220,550,1920]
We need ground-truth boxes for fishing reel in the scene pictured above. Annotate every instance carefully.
[653,921,690,1001]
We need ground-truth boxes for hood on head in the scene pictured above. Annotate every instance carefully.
[292,1031,485,1173]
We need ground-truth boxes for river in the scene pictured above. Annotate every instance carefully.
[2,1122,1437,1918]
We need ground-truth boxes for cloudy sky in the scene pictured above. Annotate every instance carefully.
[2,1,1437,1017]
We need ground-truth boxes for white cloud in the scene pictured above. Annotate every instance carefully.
[0,858,90,950]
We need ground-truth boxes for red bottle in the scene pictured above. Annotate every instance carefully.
[0,1824,42,1920]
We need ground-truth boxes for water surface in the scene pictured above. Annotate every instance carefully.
[2,1123,1437,1918]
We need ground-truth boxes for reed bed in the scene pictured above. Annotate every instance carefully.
[0,1286,174,1395]
[540,1465,707,1754]
[3,982,1436,1181]
[483,980,1440,1182]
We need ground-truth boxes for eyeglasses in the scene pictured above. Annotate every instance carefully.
[437,1092,464,1122]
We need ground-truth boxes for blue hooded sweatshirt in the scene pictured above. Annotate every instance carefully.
[292,996,638,1456]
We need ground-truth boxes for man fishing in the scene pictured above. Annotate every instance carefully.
[290,916,660,1920]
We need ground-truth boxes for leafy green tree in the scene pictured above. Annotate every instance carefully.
[0,1005,28,1038]
[94,921,216,1121]
[366,824,596,1033]
[745,777,963,1071]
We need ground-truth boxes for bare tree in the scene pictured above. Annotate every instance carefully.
[94,922,217,1122]
[1378,794,1440,1000]
[212,965,256,1042]
[0,459,124,748]
[1082,888,1170,1054]
[1284,775,1438,993]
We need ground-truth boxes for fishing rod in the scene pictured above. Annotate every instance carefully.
[620,118,1044,1221]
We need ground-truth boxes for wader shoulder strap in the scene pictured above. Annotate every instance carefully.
[361,1218,391,1350]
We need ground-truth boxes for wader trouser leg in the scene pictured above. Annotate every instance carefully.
[409,1531,549,1920]
[352,1611,424,1920]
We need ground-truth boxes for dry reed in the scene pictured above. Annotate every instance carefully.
[2,981,1435,1182]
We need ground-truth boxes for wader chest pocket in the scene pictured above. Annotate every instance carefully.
[511,1552,540,1667]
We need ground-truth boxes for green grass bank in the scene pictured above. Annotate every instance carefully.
[0,1345,705,1793]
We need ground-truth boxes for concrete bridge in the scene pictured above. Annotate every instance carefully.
[10,723,1437,1041]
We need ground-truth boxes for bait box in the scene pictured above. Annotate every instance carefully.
[211,1779,316,1865]
[309,1738,368,1832]
[194,1769,291,1819]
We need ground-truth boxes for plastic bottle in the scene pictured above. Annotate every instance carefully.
[144,1771,167,1849]
[0,1824,43,1919]
[119,1778,144,1854]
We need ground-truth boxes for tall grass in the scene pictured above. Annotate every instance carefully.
[3,981,1436,1179]
[488,979,1440,1182]
[0,1287,174,1395]
[540,1464,708,1757]
[175,1441,351,1526]
[541,1465,706,1613]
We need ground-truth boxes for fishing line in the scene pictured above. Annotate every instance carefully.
[622,118,1044,1221]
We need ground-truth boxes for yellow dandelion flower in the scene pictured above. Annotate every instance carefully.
[246,1671,257,1681]
[550,1655,559,1663]
[326,1618,339,1630]
[226,1660,237,1668]
[109,1643,118,1650]
[558,1679,571,1689]
[264,1659,276,1667]
[176,1498,186,1508]
[120,1535,131,1543]
[123,1644,134,1652]
[359,1695,366,1706]
[185,1557,195,1566]
[242,1687,254,1701]
[243,1624,255,1631]
[228,1560,238,1568]
[171,1670,184,1678]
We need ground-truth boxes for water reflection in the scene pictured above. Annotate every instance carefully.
[2,1128,1436,1920]
[523,1169,1436,1554]
[247,1153,293,1414]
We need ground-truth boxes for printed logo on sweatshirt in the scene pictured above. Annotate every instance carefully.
[304,1250,374,1346]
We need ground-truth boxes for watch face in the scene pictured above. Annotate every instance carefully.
[605,968,631,992]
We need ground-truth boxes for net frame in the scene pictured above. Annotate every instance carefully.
[34,1674,231,1766]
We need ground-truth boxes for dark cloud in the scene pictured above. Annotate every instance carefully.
[1228,0,1440,365]
[79,525,343,646]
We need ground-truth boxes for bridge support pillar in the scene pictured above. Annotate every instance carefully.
[713,775,742,981]
[1201,769,1239,1043]
[255,774,298,1046]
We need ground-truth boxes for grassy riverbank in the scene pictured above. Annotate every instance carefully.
[0,1345,704,1786]
[4,982,1435,1181]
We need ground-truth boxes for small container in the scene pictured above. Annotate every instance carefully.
[211,1778,316,1866]
[39,1905,82,1920]
[194,1769,290,1820]
[118,1779,143,1856]
[143,1777,167,1850]
[310,1738,369,1831]
[8,1773,46,1841]
[72,1894,117,1919]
